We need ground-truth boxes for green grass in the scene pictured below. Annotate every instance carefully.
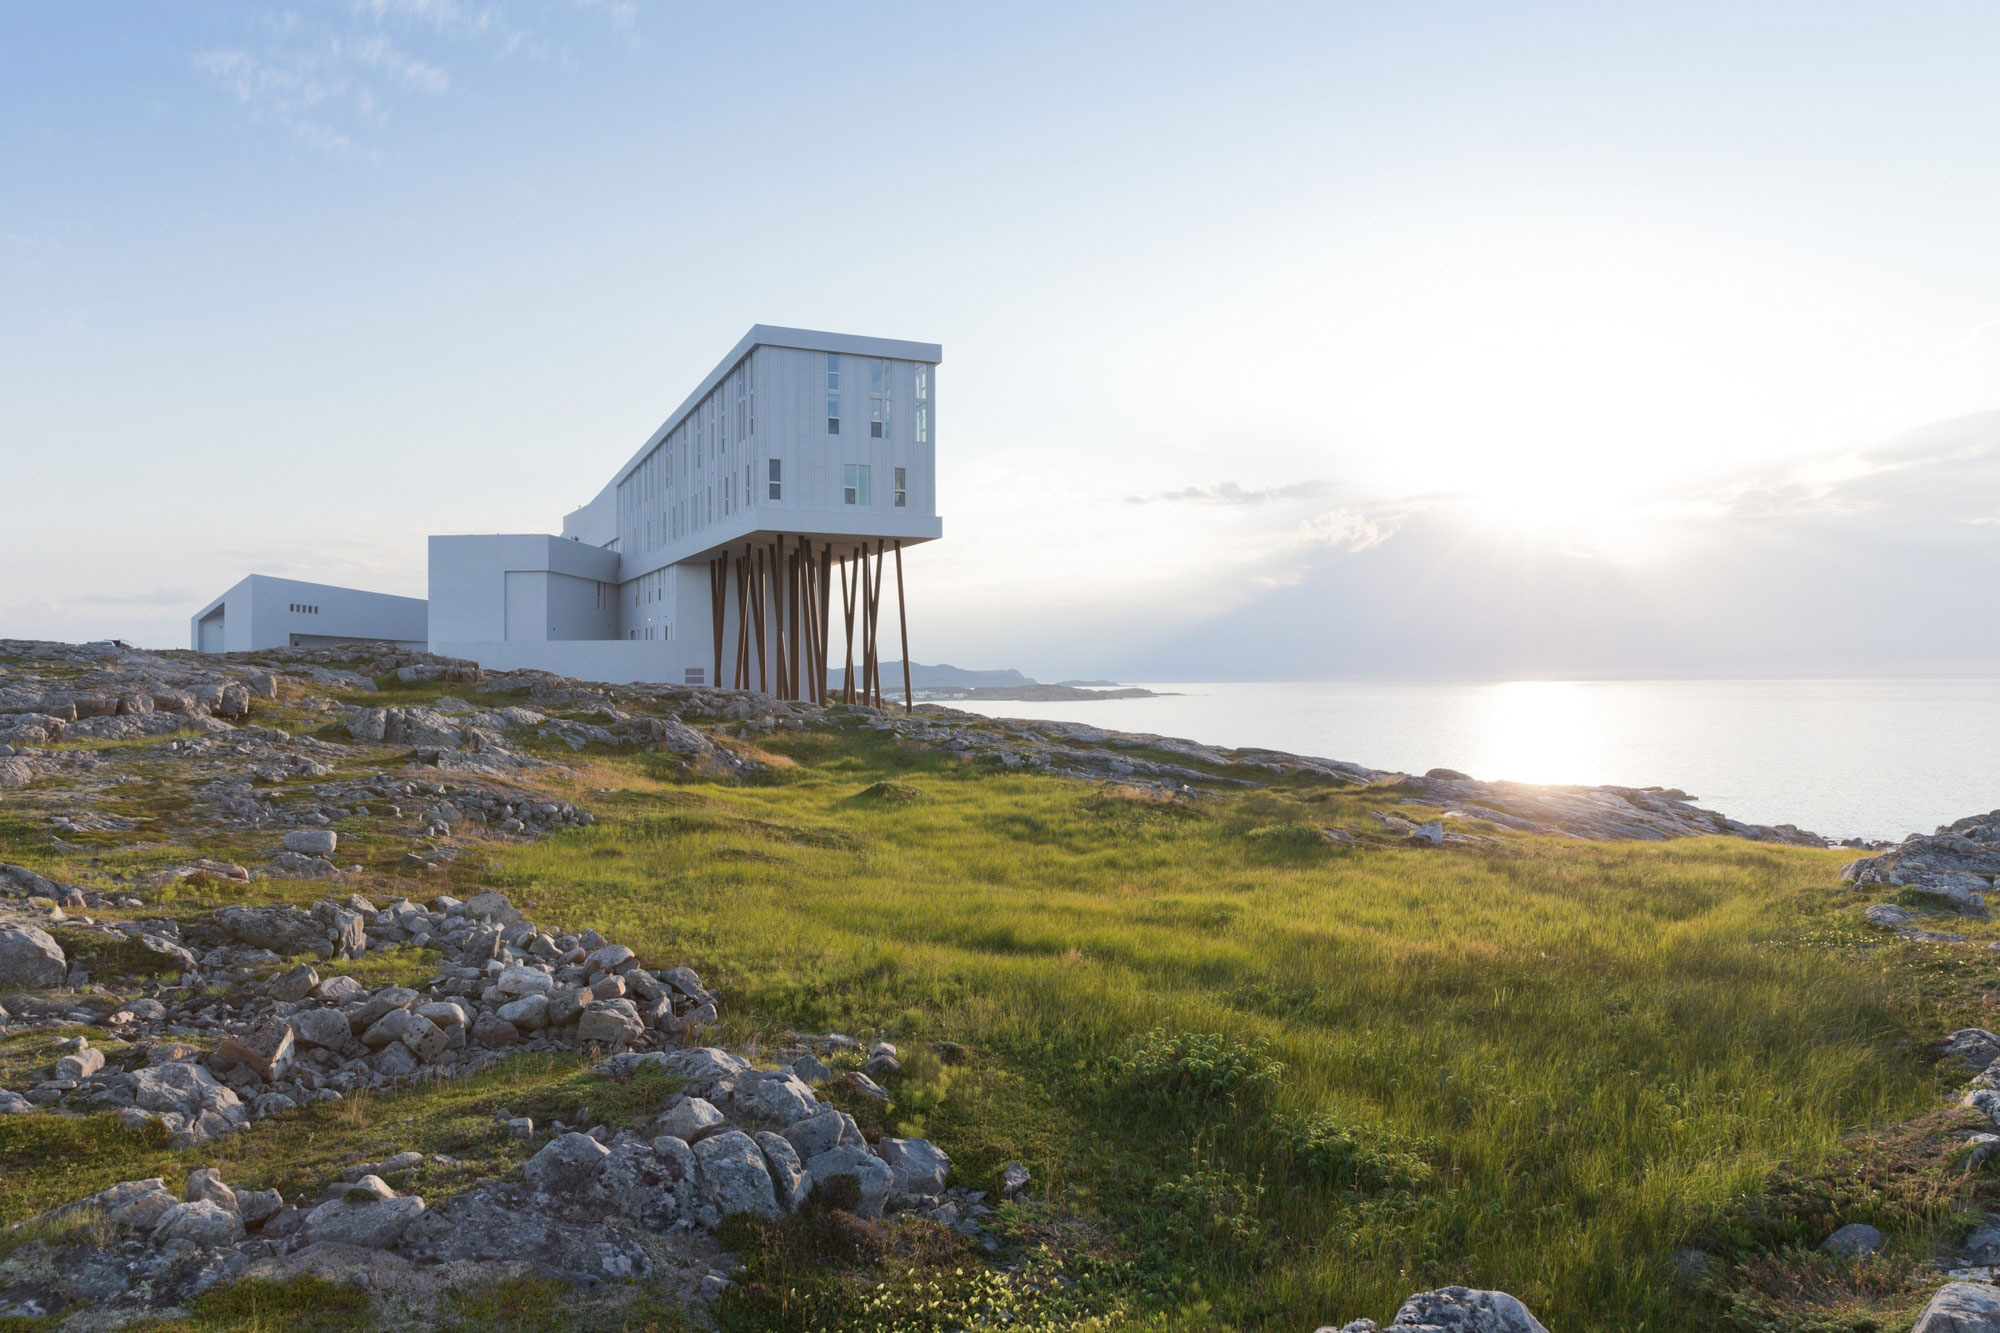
[2,709,1986,1330]
[468,732,1976,1330]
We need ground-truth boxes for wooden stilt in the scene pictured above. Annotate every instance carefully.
[799,545,821,705]
[768,537,789,700]
[859,545,875,707]
[869,540,886,707]
[750,548,768,694]
[708,558,725,688]
[895,540,911,714]
[734,549,751,690]
[817,543,835,705]
[788,540,803,701]
[840,550,857,704]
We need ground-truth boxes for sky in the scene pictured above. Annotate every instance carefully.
[3,1,1997,679]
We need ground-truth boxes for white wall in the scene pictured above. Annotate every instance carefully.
[188,575,427,652]
[428,535,620,644]
[429,639,704,685]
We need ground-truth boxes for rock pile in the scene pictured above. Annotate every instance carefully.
[1322,1285,1550,1333]
[1848,809,2000,923]
[1,889,718,1144]
[1,1039,979,1323]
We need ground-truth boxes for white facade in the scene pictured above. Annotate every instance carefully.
[189,576,427,653]
[192,326,942,692]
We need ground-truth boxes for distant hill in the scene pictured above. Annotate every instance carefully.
[825,661,1034,690]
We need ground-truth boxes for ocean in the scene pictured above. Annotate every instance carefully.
[946,679,2000,842]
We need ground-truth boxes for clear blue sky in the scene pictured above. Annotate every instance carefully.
[4,2,1998,675]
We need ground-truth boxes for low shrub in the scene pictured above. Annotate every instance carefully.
[1266,1111,1434,1195]
[190,1274,372,1329]
[1113,1029,1285,1109]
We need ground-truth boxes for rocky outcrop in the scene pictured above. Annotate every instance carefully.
[1845,811,2000,917]
[1326,1286,1550,1333]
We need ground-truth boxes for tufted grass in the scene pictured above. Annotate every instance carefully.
[474,729,1981,1330]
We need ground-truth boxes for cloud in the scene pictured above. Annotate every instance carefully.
[1288,507,1400,553]
[1104,411,2000,681]
[1125,479,1338,505]
[195,2,629,158]
[76,589,198,607]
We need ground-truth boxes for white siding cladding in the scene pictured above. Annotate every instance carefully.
[615,347,771,578]
[758,346,935,523]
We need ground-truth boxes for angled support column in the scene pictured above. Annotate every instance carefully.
[840,549,858,704]
[750,547,769,694]
[895,540,911,714]
[708,558,725,688]
[734,547,751,690]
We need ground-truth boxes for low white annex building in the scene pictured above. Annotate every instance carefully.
[192,325,942,702]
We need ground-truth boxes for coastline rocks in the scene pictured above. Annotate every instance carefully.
[1846,813,2000,918]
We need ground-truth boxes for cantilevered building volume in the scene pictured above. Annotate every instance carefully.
[191,326,941,704]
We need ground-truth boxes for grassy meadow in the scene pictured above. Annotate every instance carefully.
[488,723,1977,1330]
[3,699,1993,1331]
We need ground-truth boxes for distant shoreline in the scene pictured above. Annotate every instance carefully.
[916,684,1172,702]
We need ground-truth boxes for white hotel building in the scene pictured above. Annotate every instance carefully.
[192,326,942,700]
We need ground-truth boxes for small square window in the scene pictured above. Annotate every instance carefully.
[827,417,840,435]
[870,420,883,438]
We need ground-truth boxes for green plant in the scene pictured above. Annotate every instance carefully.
[1113,1029,1285,1109]
[1266,1110,1434,1195]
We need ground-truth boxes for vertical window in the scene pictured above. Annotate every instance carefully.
[915,364,929,401]
[826,352,841,433]
[915,401,930,444]
[768,458,782,500]
[895,467,907,508]
[843,463,871,505]
[870,358,889,439]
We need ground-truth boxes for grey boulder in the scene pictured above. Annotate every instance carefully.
[0,923,66,988]
[1912,1282,2000,1333]
[805,1144,893,1218]
[693,1128,780,1220]
[524,1132,611,1194]
[1822,1222,1884,1258]
[1330,1286,1550,1333]
[877,1137,952,1197]
[301,1194,427,1248]
[755,1131,812,1212]
[151,1199,244,1249]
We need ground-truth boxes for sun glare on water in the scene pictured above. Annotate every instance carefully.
[1478,680,1608,786]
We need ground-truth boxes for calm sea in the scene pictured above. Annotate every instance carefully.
[947,679,2000,843]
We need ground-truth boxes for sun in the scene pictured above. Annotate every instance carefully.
[1451,469,1662,552]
